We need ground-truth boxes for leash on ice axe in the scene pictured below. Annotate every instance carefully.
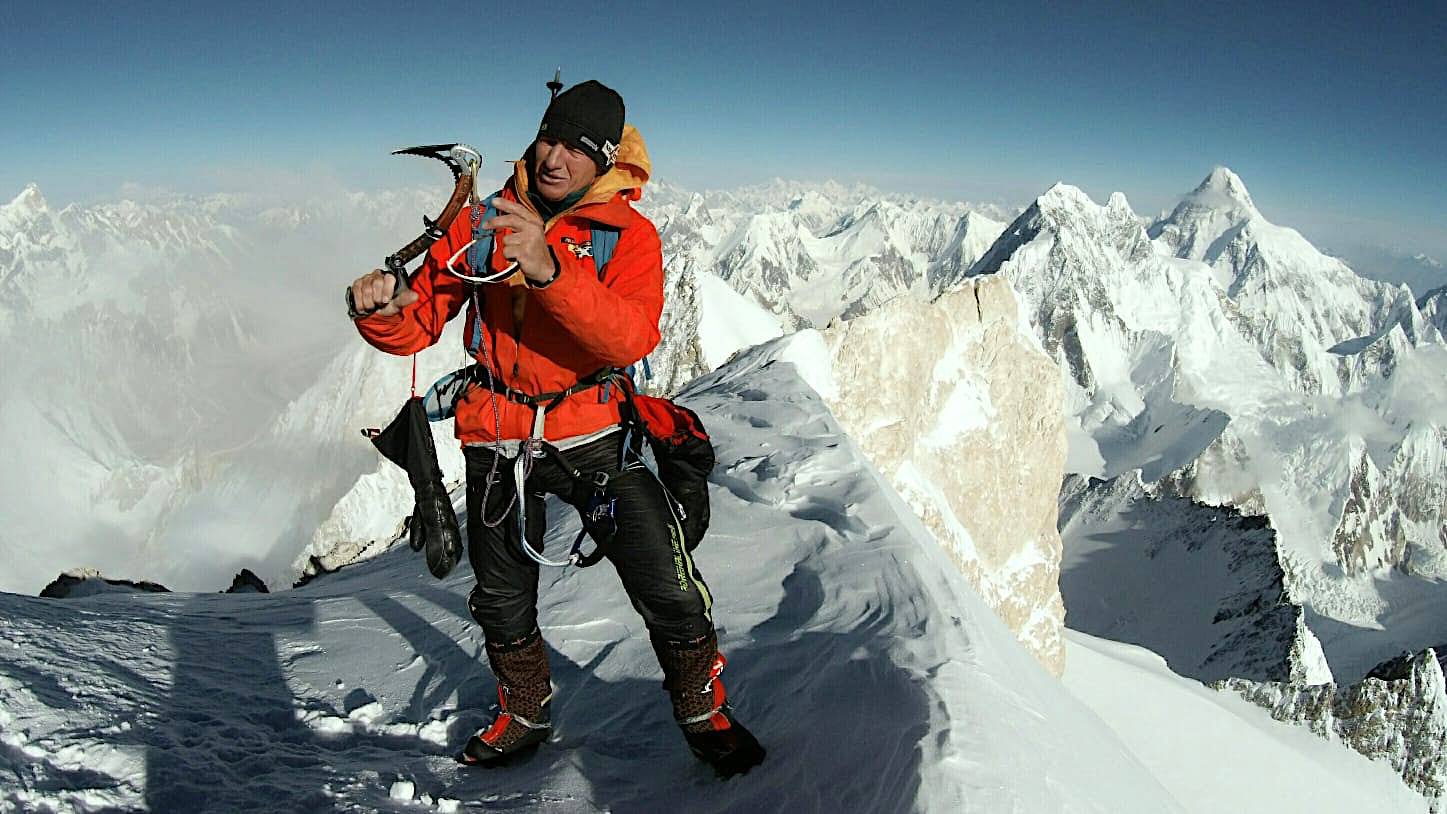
[344,143,484,319]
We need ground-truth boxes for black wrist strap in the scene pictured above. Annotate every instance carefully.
[527,249,562,290]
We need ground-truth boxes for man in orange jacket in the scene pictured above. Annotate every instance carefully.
[349,80,763,777]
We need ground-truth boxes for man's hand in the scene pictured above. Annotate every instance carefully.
[350,269,418,319]
[486,197,557,284]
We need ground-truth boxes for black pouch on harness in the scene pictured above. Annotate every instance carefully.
[621,383,715,552]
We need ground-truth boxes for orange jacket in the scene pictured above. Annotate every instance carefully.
[357,126,662,445]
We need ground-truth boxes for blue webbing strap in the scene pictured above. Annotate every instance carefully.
[466,194,502,357]
[590,225,618,279]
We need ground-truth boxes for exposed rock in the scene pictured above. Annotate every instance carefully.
[39,568,170,598]
[1420,285,1447,335]
[648,259,710,395]
[1333,440,1409,575]
[291,555,337,589]
[1221,647,1447,809]
[971,169,1447,650]
[224,568,269,593]
[821,274,1068,674]
[1059,472,1331,684]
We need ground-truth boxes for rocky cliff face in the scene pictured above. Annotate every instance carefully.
[819,275,1069,673]
[1059,472,1332,685]
[1221,647,1447,810]
[645,257,710,394]
[1420,285,1447,336]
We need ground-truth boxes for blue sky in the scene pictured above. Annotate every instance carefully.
[3,0,1443,255]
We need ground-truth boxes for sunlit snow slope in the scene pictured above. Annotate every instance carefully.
[1,345,1182,813]
[1062,632,1428,813]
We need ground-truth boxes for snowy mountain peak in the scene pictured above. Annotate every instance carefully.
[1106,190,1135,216]
[1148,168,1269,266]
[1191,166,1259,217]
[1037,182,1093,209]
[7,183,47,213]
[2,184,51,233]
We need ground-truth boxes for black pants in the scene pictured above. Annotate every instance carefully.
[464,431,714,645]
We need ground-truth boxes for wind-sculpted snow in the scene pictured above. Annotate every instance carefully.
[1063,632,1429,813]
[0,353,1180,813]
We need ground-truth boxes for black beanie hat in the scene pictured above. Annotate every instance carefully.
[537,80,625,173]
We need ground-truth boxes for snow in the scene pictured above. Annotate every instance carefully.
[1063,631,1429,813]
[694,270,785,368]
[643,179,1006,328]
[0,179,1001,595]
[1,354,1183,813]
[990,169,1447,683]
[921,348,994,447]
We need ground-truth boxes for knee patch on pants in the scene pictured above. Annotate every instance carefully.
[467,585,490,627]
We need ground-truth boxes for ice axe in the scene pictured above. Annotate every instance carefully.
[345,143,482,319]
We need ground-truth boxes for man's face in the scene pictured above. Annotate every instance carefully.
[532,136,600,202]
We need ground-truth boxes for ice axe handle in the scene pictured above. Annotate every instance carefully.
[345,262,409,320]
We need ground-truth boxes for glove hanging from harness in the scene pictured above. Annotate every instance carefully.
[363,398,463,579]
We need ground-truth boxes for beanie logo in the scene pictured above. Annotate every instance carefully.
[579,134,599,151]
[602,140,619,165]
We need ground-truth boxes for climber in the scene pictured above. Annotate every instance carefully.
[348,80,764,778]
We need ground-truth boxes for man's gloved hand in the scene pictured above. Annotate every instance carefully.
[349,269,419,319]
[486,197,558,285]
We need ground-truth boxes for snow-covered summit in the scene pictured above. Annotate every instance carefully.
[969,168,1447,801]
[1148,166,1258,259]
[1194,166,1258,214]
